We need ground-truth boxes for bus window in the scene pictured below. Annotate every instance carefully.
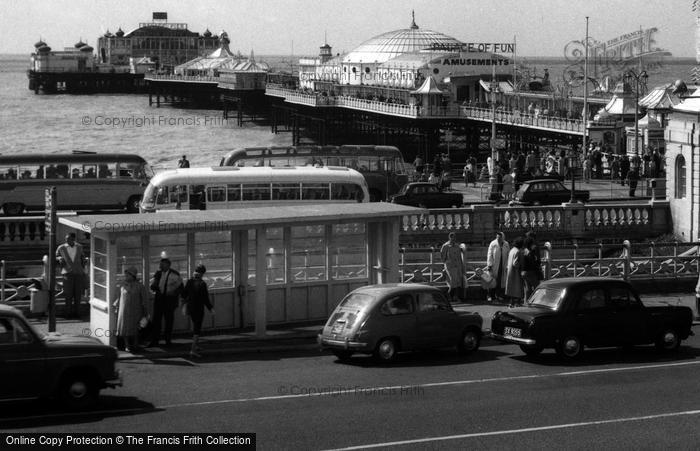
[302,183,330,200]
[56,165,69,179]
[45,165,58,179]
[331,183,352,200]
[119,162,147,179]
[98,163,116,178]
[207,186,226,203]
[189,185,206,210]
[0,166,17,180]
[227,184,241,201]
[242,183,270,201]
[272,183,300,200]
[169,185,188,204]
[18,165,42,179]
[156,186,169,205]
[83,164,97,178]
[71,166,82,178]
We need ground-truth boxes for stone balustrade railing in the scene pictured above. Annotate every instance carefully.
[146,74,219,83]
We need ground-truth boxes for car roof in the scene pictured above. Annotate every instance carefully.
[352,283,441,297]
[0,304,22,315]
[537,277,630,289]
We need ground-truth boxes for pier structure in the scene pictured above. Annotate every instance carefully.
[146,34,269,125]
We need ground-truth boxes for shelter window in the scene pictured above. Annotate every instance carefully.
[195,231,233,288]
[291,225,326,283]
[149,233,188,278]
[92,237,108,302]
[115,236,143,286]
[330,223,367,280]
[675,155,686,199]
[265,228,285,285]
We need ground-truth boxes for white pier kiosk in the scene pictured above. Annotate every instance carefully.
[58,203,421,345]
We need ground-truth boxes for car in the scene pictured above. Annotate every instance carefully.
[318,283,483,362]
[390,182,463,208]
[490,278,694,359]
[510,179,590,206]
[0,304,122,409]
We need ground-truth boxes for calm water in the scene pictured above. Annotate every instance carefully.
[1,54,696,168]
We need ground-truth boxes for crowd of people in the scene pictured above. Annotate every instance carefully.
[439,231,543,307]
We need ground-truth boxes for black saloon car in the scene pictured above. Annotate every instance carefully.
[319,284,482,362]
[510,179,590,206]
[0,305,122,408]
[491,278,694,359]
[390,182,464,208]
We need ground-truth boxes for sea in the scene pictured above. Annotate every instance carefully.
[1,54,697,168]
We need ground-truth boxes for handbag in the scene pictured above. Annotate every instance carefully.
[476,268,497,290]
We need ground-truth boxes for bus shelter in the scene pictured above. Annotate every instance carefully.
[58,203,421,346]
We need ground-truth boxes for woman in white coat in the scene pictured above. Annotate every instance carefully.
[486,232,510,302]
[505,236,525,307]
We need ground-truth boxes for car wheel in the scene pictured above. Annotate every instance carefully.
[373,337,399,362]
[59,372,99,410]
[655,328,680,351]
[457,328,481,355]
[556,335,583,359]
[519,344,544,357]
[331,349,354,361]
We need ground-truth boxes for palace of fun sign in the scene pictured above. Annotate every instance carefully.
[428,42,516,54]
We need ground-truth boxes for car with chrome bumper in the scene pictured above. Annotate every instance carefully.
[0,304,122,409]
[319,283,482,362]
[490,278,694,359]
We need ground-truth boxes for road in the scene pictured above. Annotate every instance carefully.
[2,334,699,450]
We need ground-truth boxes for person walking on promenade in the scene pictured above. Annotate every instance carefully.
[620,155,630,186]
[148,257,184,347]
[502,171,515,201]
[56,232,87,318]
[505,236,525,307]
[486,232,510,302]
[413,155,425,178]
[611,156,620,183]
[627,167,639,197]
[526,150,537,176]
[440,232,466,302]
[521,236,542,301]
[178,155,190,168]
[582,157,591,182]
[112,266,148,353]
[182,265,215,358]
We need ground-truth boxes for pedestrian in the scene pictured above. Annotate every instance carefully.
[440,232,466,302]
[611,156,620,183]
[694,271,700,320]
[413,155,425,178]
[468,155,478,185]
[112,266,148,353]
[502,171,515,201]
[178,155,190,168]
[55,232,87,318]
[182,264,215,358]
[486,232,510,302]
[627,167,639,197]
[526,150,537,176]
[505,236,525,307]
[582,157,591,182]
[521,235,542,301]
[620,155,630,186]
[463,162,474,187]
[148,257,184,347]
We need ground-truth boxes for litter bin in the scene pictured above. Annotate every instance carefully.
[30,287,48,314]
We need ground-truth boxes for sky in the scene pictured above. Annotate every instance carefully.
[2,0,698,58]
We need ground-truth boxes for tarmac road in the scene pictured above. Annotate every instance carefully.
[1,331,699,450]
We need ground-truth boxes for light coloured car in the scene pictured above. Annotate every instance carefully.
[319,284,482,362]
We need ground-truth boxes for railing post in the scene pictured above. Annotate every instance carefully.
[543,241,552,280]
[0,260,5,303]
[649,241,655,279]
[622,240,631,280]
[572,243,579,278]
[429,246,435,283]
[598,242,603,276]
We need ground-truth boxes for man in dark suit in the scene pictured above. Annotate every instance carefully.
[55,233,87,318]
[148,258,183,347]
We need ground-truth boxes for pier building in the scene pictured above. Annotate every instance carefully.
[97,12,220,71]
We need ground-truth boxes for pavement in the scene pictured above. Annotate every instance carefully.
[26,292,698,361]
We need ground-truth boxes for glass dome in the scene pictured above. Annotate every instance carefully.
[343,16,463,64]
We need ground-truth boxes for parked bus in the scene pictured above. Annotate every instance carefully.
[140,166,369,212]
[0,153,152,215]
[219,145,409,202]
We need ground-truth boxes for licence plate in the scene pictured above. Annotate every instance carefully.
[503,327,521,338]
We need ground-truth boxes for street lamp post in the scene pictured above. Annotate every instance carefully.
[571,16,589,204]
[488,65,500,201]
[623,69,648,157]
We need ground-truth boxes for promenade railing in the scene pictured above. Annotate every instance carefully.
[146,74,220,83]
[461,106,585,134]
